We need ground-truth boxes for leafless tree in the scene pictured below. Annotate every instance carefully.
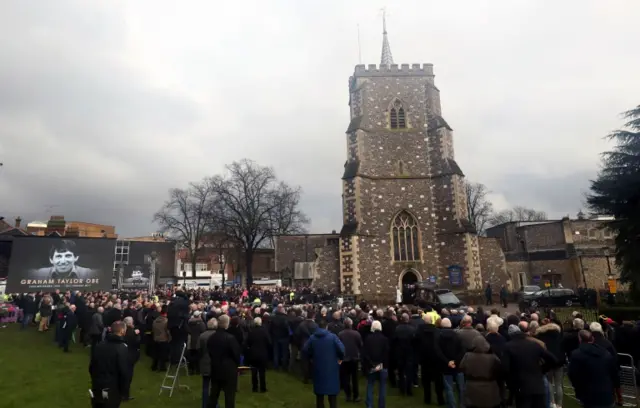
[465,181,494,234]
[489,205,548,226]
[153,181,213,278]
[207,159,309,286]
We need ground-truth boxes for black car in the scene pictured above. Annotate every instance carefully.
[411,282,467,312]
[526,288,582,308]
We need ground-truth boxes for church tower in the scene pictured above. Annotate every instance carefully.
[339,15,483,301]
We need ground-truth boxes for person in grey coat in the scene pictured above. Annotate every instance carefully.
[199,318,218,408]
[338,317,363,402]
[87,307,104,348]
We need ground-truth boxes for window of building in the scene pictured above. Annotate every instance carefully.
[391,211,420,261]
[389,99,407,129]
[588,228,598,239]
[398,160,406,175]
[603,228,613,239]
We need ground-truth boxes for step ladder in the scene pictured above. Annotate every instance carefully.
[159,342,190,397]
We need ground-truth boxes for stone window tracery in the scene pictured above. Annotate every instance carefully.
[391,211,420,262]
[389,99,407,129]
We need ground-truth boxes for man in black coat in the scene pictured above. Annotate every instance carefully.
[246,317,271,393]
[122,316,141,401]
[269,305,291,370]
[295,311,318,383]
[416,314,445,406]
[502,325,557,408]
[437,318,465,408]
[381,310,398,387]
[21,293,37,330]
[393,313,417,396]
[568,330,619,408]
[89,321,132,408]
[61,304,79,353]
[338,317,363,402]
[207,314,241,408]
[167,291,190,364]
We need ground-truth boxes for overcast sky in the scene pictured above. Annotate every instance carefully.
[0,0,638,237]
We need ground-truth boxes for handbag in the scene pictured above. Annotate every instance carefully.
[35,312,41,322]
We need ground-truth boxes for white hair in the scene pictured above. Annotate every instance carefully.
[440,318,452,328]
[371,320,382,332]
[487,320,499,333]
[530,313,539,321]
[254,317,262,326]
[207,318,218,330]
[589,322,603,333]
[123,316,134,326]
[573,318,585,330]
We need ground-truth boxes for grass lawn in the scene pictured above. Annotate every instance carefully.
[0,324,429,408]
[0,324,582,408]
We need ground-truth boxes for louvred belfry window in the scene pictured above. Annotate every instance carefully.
[390,99,407,129]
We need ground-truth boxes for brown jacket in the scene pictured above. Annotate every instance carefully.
[153,315,171,343]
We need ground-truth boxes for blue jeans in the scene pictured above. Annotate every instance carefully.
[21,314,33,330]
[544,376,550,408]
[443,373,465,408]
[273,338,289,369]
[366,369,387,408]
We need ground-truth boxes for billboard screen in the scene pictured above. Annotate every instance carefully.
[121,264,151,289]
[6,237,116,292]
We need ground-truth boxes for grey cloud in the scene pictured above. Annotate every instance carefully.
[1,1,639,237]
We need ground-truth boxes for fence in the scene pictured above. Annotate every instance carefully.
[564,352,638,407]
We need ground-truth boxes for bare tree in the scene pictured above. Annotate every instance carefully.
[207,159,309,286]
[153,181,213,279]
[489,205,548,226]
[465,181,494,234]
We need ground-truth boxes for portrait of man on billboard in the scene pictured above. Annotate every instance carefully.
[123,265,149,285]
[32,239,94,280]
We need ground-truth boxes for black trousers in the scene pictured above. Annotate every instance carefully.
[397,360,415,396]
[251,366,267,392]
[315,394,337,408]
[169,327,187,364]
[91,388,121,408]
[340,360,359,399]
[209,377,237,408]
[302,356,313,383]
[515,393,546,408]
[145,334,154,357]
[91,334,102,348]
[421,364,444,405]
[152,342,170,371]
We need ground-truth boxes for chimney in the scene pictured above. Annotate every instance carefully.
[15,216,22,229]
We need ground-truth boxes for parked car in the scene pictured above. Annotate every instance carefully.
[410,282,468,312]
[518,285,541,302]
[526,288,582,308]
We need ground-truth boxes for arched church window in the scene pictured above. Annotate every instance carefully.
[389,99,407,129]
[391,211,420,262]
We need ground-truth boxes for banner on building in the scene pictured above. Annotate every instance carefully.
[447,265,464,287]
[121,264,151,289]
[6,237,116,292]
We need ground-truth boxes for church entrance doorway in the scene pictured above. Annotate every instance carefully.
[401,269,420,304]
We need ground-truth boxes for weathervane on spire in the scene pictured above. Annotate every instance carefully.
[380,7,394,65]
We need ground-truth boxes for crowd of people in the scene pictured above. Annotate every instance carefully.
[7,284,640,408]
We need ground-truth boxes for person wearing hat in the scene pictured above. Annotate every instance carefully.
[188,310,206,374]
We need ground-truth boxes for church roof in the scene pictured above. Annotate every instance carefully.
[340,222,358,237]
[346,116,366,133]
[428,115,453,132]
[342,160,360,179]
[380,10,394,65]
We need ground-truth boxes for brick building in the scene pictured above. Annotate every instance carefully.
[275,20,510,302]
[486,215,616,290]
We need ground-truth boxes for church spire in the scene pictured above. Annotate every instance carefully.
[380,8,394,66]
